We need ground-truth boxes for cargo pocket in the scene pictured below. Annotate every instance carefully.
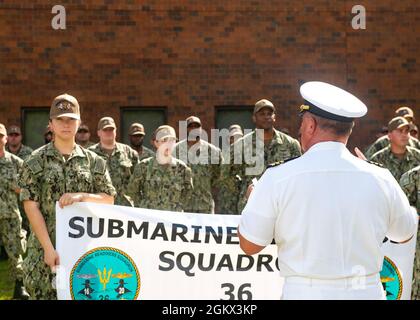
[42,171,63,195]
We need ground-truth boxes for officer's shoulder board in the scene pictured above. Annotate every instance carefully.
[267,156,300,169]
[93,156,107,175]
[266,161,284,169]
[26,157,43,175]
[366,160,384,168]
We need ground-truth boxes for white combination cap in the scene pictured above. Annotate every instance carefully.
[299,81,367,122]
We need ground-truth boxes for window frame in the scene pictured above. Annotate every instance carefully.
[21,106,50,149]
[119,106,168,148]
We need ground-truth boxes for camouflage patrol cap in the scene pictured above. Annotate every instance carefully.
[228,124,243,138]
[154,125,177,141]
[254,99,275,114]
[77,123,90,133]
[388,116,410,132]
[229,124,242,131]
[395,106,414,120]
[186,116,202,127]
[50,93,80,120]
[0,123,6,136]
[7,125,21,135]
[97,117,116,130]
[129,123,145,136]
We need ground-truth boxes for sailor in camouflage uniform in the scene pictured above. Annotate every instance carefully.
[365,106,420,159]
[365,134,420,159]
[229,99,302,213]
[400,166,420,300]
[369,117,420,182]
[173,116,222,214]
[0,123,29,299]
[6,125,33,161]
[19,94,116,300]
[5,125,33,233]
[128,123,155,161]
[89,117,139,206]
[75,123,95,149]
[127,125,193,212]
[218,125,243,214]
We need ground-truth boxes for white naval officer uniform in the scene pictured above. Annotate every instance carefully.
[240,141,417,299]
[239,82,418,300]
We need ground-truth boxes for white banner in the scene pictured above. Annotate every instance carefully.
[56,203,417,300]
[56,202,283,300]
[380,225,418,300]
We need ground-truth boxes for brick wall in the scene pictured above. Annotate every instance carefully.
[0,0,418,151]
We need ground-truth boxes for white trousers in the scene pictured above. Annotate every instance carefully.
[281,274,386,300]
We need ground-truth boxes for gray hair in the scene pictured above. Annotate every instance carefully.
[311,114,355,137]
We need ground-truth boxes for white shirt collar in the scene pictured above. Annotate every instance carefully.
[304,141,347,155]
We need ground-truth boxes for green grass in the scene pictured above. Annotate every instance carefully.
[0,259,13,300]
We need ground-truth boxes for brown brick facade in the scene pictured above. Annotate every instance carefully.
[0,1,418,151]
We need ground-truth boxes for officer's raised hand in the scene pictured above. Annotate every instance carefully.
[354,147,367,160]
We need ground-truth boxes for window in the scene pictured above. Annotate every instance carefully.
[21,107,50,150]
[120,107,167,149]
[215,105,254,131]
[214,105,255,148]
